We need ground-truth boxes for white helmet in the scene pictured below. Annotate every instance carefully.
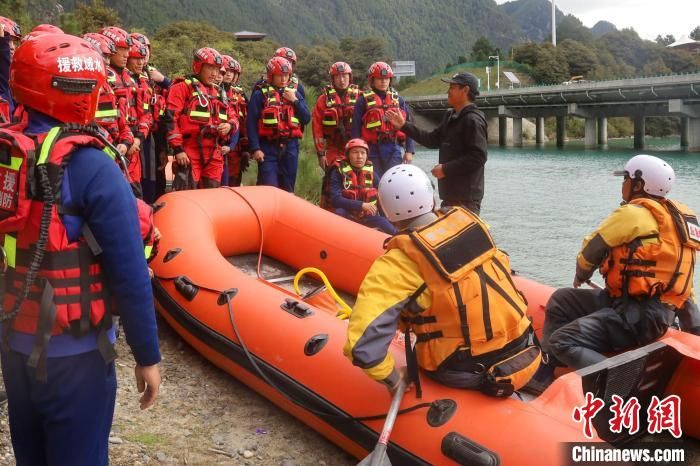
[613,154,675,197]
[378,164,435,222]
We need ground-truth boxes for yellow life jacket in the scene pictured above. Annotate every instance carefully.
[601,197,700,307]
[386,208,533,372]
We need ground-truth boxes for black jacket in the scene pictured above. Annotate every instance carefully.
[402,104,487,203]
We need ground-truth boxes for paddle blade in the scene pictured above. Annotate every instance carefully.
[357,448,392,466]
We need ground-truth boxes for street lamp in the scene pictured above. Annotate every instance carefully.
[489,55,500,89]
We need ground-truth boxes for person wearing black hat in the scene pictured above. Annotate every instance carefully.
[385,72,487,215]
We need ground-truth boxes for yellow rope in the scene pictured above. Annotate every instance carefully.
[293,267,352,320]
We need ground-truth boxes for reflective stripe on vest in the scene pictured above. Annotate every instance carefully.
[4,233,16,268]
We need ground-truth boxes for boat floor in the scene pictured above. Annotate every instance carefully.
[227,253,357,307]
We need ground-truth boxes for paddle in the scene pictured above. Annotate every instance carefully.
[357,378,408,466]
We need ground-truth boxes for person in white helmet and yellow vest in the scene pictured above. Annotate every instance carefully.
[344,165,540,398]
[535,155,700,392]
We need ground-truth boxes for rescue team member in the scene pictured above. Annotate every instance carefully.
[247,56,310,192]
[126,39,154,191]
[0,33,160,465]
[327,138,396,235]
[0,16,21,123]
[131,32,173,201]
[163,47,236,190]
[539,155,700,388]
[83,33,133,157]
[386,72,487,215]
[273,47,305,98]
[313,62,358,169]
[220,55,247,187]
[100,26,143,195]
[351,62,414,179]
[344,165,540,397]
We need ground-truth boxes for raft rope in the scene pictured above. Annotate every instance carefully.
[224,187,265,279]
[293,267,352,319]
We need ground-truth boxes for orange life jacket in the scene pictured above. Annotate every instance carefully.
[386,208,533,372]
[321,85,359,141]
[256,82,303,140]
[174,77,228,131]
[601,197,700,308]
[360,88,406,144]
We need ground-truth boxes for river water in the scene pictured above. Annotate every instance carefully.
[413,138,700,292]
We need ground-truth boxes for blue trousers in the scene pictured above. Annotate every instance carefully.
[256,140,300,192]
[1,349,117,466]
[368,143,403,180]
[335,208,397,234]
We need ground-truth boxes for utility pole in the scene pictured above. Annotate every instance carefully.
[489,55,500,89]
[486,66,490,91]
[552,0,557,46]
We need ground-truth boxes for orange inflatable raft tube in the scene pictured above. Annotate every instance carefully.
[151,186,700,465]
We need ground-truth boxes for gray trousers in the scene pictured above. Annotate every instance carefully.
[542,288,676,370]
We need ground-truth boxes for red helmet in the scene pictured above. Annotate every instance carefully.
[266,56,292,81]
[192,47,222,75]
[10,34,105,124]
[130,32,150,48]
[0,16,21,39]
[99,26,132,49]
[329,61,352,77]
[31,24,63,34]
[221,55,241,73]
[367,62,393,79]
[83,33,116,56]
[128,41,147,58]
[344,138,369,156]
[274,47,296,65]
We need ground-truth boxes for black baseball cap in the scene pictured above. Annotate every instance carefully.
[441,72,480,96]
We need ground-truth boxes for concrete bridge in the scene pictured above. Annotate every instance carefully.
[405,73,700,151]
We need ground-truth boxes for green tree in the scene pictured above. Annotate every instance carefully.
[655,34,675,46]
[470,36,495,62]
[691,26,700,41]
[642,58,671,75]
[512,42,540,67]
[558,39,597,77]
[556,15,593,43]
[532,45,569,84]
[70,0,121,34]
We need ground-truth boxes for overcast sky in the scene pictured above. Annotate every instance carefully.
[495,0,699,41]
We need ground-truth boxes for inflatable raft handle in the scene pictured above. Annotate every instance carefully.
[293,267,352,320]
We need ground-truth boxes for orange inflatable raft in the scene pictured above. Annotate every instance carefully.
[151,186,700,465]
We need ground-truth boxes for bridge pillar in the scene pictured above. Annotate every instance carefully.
[689,118,700,152]
[634,116,645,150]
[585,118,597,149]
[597,117,608,147]
[535,117,545,145]
[556,116,566,148]
[512,118,523,147]
[680,117,689,148]
[499,117,507,147]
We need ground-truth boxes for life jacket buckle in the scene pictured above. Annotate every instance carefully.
[0,246,7,274]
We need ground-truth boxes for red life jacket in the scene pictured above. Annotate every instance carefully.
[321,85,359,142]
[108,66,139,129]
[174,77,228,135]
[134,72,154,134]
[256,82,303,140]
[0,126,114,364]
[0,98,9,125]
[94,81,120,143]
[360,88,406,144]
[336,159,377,218]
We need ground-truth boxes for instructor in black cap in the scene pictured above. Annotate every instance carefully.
[385,72,487,214]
